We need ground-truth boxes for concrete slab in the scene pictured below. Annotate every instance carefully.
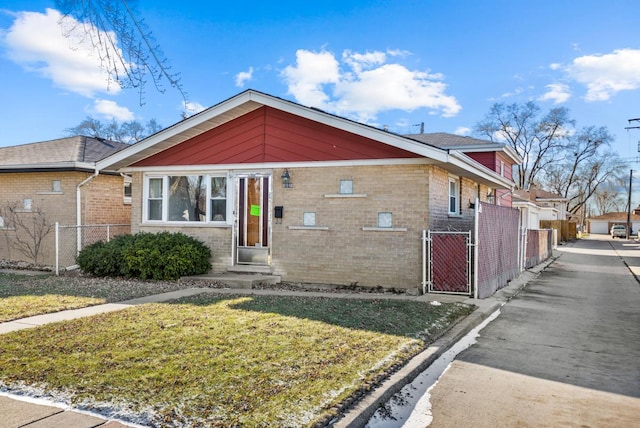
[184,273,281,288]
[21,410,106,428]
[0,396,62,427]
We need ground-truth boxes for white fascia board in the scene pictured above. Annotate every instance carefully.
[448,150,514,189]
[512,200,539,209]
[96,91,260,171]
[120,157,434,174]
[0,161,96,171]
[450,143,523,165]
[503,145,523,164]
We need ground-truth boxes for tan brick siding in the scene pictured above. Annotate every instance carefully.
[270,164,429,289]
[128,165,498,291]
[0,171,130,265]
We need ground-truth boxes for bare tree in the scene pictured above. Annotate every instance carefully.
[0,201,52,265]
[66,116,162,144]
[592,183,626,215]
[474,102,574,189]
[55,0,187,105]
[541,126,623,216]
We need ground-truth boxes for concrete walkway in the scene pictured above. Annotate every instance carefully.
[427,235,640,427]
[0,261,547,428]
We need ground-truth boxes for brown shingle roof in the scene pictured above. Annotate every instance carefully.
[0,136,128,167]
[588,212,640,221]
[513,188,566,202]
[404,132,497,149]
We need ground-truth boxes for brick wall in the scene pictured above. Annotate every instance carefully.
[129,165,501,291]
[428,166,478,232]
[270,164,429,289]
[0,171,130,265]
[83,174,131,225]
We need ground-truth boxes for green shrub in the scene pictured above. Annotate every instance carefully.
[77,232,211,280]
[76,234,135,277]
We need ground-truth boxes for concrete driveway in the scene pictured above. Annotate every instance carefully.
[428,236,640,427]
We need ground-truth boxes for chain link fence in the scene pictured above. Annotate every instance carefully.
[55,223,131,274]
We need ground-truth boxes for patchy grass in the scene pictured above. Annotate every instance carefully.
[0,294,105,323]
[0,293,474,427]
[0,272,212,322]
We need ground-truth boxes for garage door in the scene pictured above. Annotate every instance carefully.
[590,221,609,234]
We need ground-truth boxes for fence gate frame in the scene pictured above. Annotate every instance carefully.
[422,229,473,296]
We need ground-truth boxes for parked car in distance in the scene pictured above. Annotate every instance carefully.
[610,224,627,238]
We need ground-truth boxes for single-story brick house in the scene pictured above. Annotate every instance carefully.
[0,136,131,266]
[97,90,517,291]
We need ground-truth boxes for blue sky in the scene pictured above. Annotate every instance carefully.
[1,0,640,164]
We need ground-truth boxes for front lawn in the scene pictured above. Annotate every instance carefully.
[0,272,211,322]
[0,292,474,427]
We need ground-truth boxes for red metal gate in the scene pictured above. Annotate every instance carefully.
[424,230,472,295]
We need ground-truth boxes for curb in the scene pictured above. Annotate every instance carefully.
[332,254,559,427]
[332,302,501,428]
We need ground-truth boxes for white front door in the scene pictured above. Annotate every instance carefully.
[235,175,271,265]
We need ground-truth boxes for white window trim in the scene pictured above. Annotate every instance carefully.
[142,173,232,224]
[448,176,460,216]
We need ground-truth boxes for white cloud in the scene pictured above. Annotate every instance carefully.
[565,48,640,101]
[454,127,471,135]
[182,100,206,115]
[282,49,340,108]
[2,8,123,97]
[235,67,254,87]
[281,49,460,122]
[539,83,571,104]
[92,99,134,121]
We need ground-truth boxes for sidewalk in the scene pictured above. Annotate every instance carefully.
[0,259,555,428]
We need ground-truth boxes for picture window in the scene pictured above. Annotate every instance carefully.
[145,175,229,223]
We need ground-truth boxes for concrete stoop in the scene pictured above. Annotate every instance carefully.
[181,272,281,289]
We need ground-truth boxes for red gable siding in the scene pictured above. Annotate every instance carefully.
[133,106,417,167]
[468,152,497,172]
[468,151,513,181]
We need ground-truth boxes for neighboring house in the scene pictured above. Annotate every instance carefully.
[588,211,640,235]
[403,132,522,207]
[512,187,568,226]
[0,136,131,266]
[96,90,516,291]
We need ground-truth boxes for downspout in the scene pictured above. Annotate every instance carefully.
[76,169,99,257]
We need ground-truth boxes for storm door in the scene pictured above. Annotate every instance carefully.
[235,175,271,265]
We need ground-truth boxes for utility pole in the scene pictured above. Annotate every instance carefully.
[626,118,640,130]
[627,169,633,239]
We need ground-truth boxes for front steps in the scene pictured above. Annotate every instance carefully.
[181,271,281,289]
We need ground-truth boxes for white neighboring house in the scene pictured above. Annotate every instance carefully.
[512,187,568,230]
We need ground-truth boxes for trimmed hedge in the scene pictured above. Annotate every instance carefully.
[77,232,211,280]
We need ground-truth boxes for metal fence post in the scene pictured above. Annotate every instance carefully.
[55,222,59,276]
